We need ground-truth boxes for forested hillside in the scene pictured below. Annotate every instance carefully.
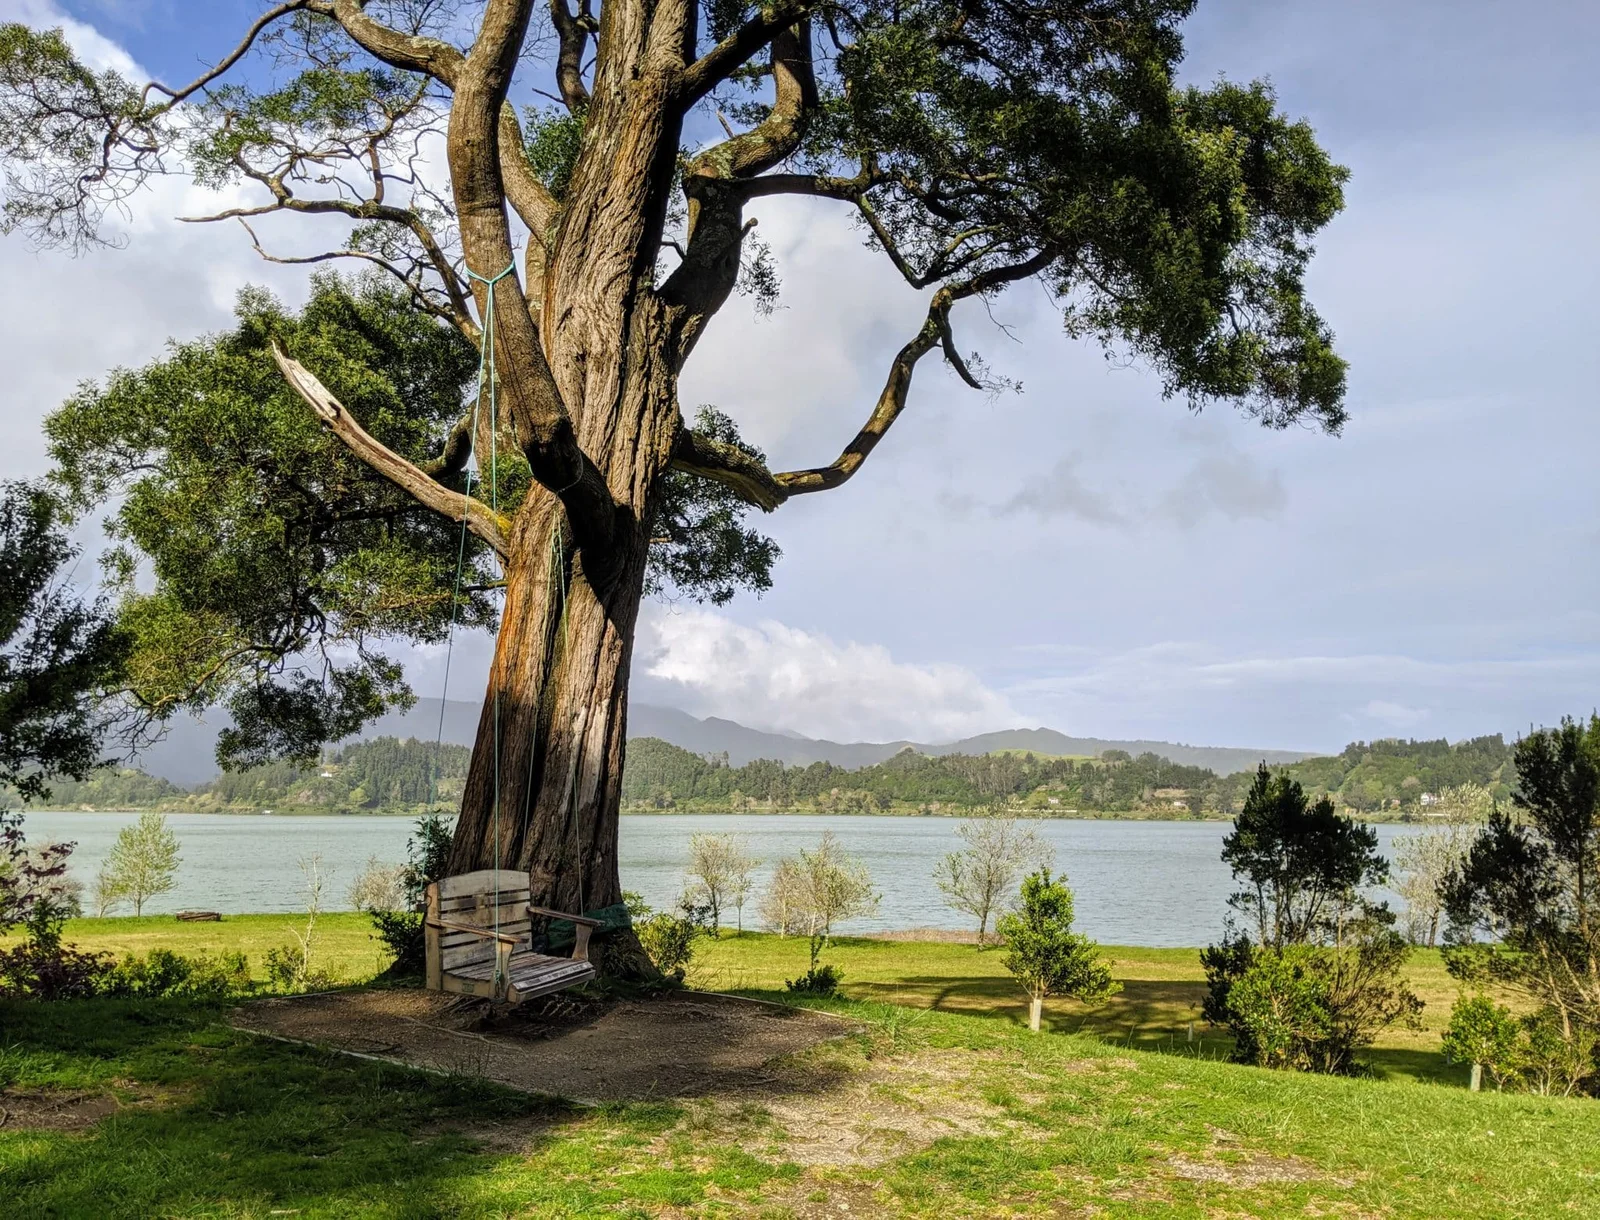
[14,738,472,815]
[12,732,1516,820]
[621,734,1516,818]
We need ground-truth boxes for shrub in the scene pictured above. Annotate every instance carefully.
[0,815,109,1000]
[102,948,252,1000]
[635,896,709,984]
[1207,917,1423,1074]
[0,905,110,1000]
[367,813,452,977]
[348,856,408,912]
[1444,995,1598,1096]
[785,963,843,997]
[263,944,338,994]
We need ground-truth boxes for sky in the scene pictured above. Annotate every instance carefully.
[2,0,1597,752]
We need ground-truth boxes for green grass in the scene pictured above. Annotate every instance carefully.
[3,986,1597,1217]
[22,917,1484,1083]
[42,911,389,985]
[694,931,1466,1085]
[4,919,1595,1216]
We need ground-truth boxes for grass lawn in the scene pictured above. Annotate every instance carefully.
[27,917,1480,1084]
[3,986,1597,1217]
[3,917,1595,1215]
[695,932,1466,1086]
[44,911,389,985]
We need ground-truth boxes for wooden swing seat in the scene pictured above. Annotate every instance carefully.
[424,869,599,1006]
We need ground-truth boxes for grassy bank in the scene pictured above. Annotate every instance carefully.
[2,983,1595,1216]
[34,917,1470,1085]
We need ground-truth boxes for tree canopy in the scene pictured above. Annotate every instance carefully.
[0,481,127,801]
[1219,764,1387,947]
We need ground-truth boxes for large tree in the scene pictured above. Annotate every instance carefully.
[2,1,1347,967]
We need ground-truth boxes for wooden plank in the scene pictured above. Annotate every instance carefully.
[439,891,531,914]
[425,883,442,992]
[438,923,530,948]
[508,962,596,1004]
[437,869,528,899]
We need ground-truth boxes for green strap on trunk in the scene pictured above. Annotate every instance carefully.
[544,902,633,953]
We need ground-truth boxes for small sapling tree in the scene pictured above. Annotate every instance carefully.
[1442,994,1520,1092]
[998,870,1117,1033]
[102,810,180,916]
[686,832,756,935]
[1393,782,1492,947]
[935,809,1054,946]
[766,832,877,993]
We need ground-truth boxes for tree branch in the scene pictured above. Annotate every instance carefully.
[143,2,314,106]
[684,21,816,183]
[679,0,815,106]
[672,428,788,511]
[310,0,560,241]
[450,0,623,581]
[237,219,475,338]
[774,253,1054,495]
[548,0,594,112]
[270,342,510,557]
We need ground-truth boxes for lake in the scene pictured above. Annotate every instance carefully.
[16,812,1417,947]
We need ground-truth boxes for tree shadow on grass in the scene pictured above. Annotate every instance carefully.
[849,975,1210,1036]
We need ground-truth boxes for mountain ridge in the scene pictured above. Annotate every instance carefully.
[123,699,1319,785]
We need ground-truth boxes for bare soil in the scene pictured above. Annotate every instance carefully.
[0,1086,154,1132]
[231,987,857,1103]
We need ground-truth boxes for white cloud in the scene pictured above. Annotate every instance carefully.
[634,606,1020,743]
[1159,449,1287,524]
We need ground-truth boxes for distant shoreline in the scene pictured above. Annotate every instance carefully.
[18,804,1429,824]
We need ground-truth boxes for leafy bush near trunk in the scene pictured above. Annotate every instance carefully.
[364,812,453,977]
[633,895,711,984]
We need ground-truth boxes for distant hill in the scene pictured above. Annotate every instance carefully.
[123,699,1318,785]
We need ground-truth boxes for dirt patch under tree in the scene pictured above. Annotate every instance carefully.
[232,987,858,1103]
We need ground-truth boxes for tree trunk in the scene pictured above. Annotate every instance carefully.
[444,282,682,978]
[447,501,645,910]
[1029,995,1043,1033]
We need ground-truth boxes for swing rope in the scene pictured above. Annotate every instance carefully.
[428,260,598,989]
[465,260,515,971]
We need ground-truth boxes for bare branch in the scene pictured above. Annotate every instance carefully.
[271,342,510,557]
[237,220,474,337]
[672,428,788,511]
[143,2,314,106]
[421,412,477,480]
[548,0,594,112]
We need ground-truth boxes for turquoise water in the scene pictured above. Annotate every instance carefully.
[17,811,1413,947]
